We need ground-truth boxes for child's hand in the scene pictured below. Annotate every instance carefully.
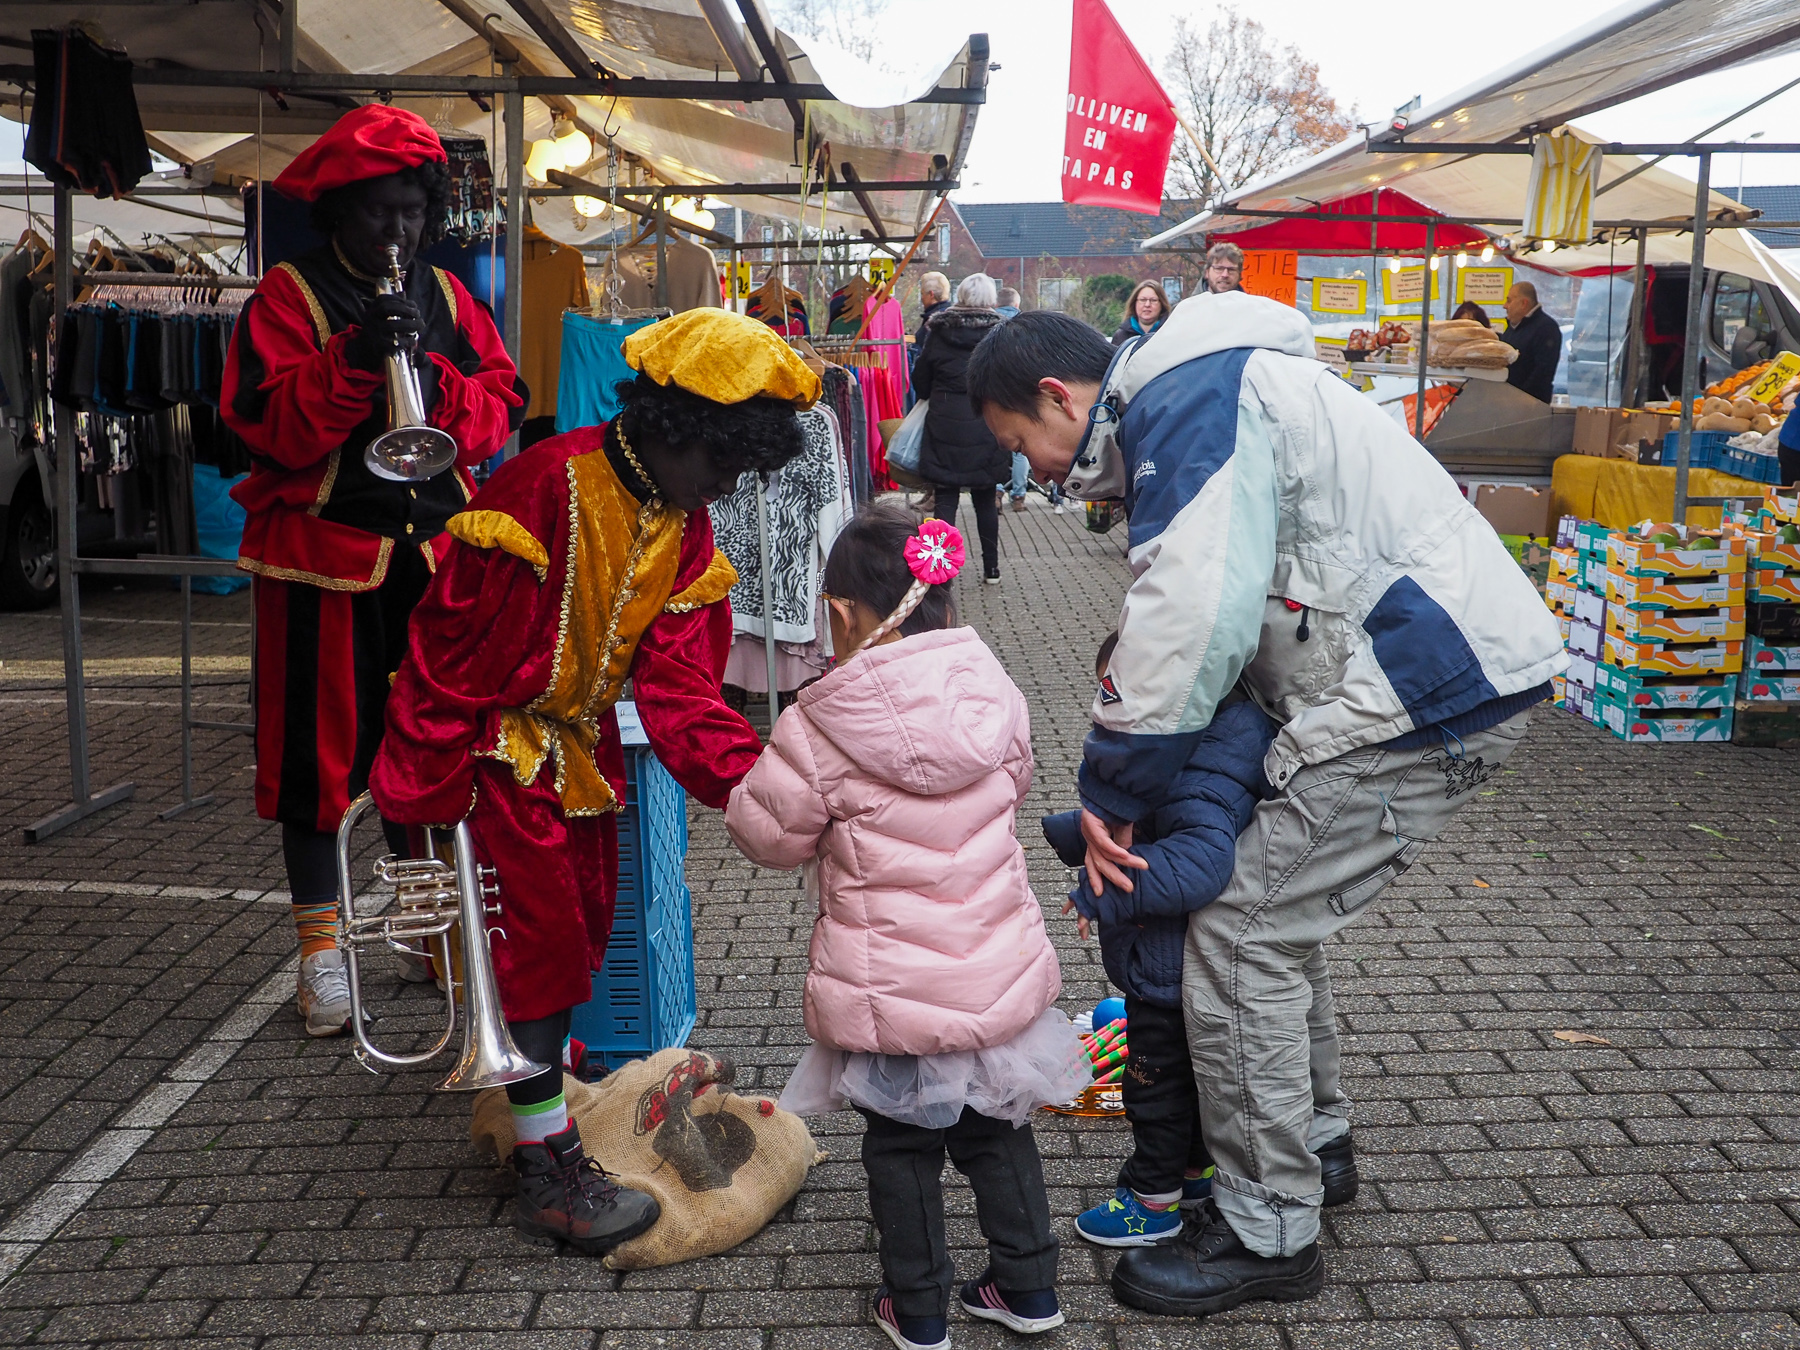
[1081,809,1149,893]
[1060,898,1092,941]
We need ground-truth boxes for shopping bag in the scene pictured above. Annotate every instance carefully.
[885,398,928,477]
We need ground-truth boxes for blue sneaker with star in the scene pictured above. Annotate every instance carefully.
[1181,1166,1215,1207]
[1074,1187,1183,1247]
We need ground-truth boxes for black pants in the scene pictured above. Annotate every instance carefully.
[859,1107,1058,1318]
[505,1009,573,1109]
[1118,995,1213,1197]
[933,486,999,575]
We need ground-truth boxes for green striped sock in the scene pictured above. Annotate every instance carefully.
[511,1091,568,1144]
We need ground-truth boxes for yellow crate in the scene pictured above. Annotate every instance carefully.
[1606,605,1746,643]
[1605,569,1746,611]
[1602,631,1744,674]
[1606,534,1749,579]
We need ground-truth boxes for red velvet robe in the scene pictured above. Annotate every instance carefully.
[369,426,763,1022]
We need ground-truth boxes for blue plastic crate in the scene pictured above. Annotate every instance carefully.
[1660,430,1733,471]
[568,700,698,1069]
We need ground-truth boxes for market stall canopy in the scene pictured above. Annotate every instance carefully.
[0,175,243,256]
[1141,125,1758,255]
[0,3,985,241]
[1527,229,1800,313]
[1187,190,1489,254]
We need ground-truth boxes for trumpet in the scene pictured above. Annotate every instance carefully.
[335,792,545,1091]
[364,244,458,484]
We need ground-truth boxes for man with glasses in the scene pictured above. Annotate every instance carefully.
[1203,242,1244,295]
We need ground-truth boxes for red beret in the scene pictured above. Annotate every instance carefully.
[273,105,448,202]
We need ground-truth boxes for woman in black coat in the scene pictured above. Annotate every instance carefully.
[913,272,1008,583]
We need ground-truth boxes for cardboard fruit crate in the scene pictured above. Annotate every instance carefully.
[1741,672,1800,701]
[1550,673,1567,707]
[1766,486,1800,524]
[1573,519,1612,556]
[1566,682,1601,724]
[1565,651,1599,691]
[1599,699,1733,743]
[1605,605,1746,643]
[1550,545,1580,582]
[1750,567,1800,604]
[1568,618,1604,658]
[1605,569,1746,611]
[1605,533,1748,579]
[1594,664,1736,710]
[1602,632,1744,674]
[1747,636,1800,671]
[1581,555,1610,591]
[1545,578,1575,612]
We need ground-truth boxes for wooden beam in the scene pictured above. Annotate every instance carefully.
[547,170,733,245]
[838,163,887,239]
[735,0,804,135]
[505,0,601,81]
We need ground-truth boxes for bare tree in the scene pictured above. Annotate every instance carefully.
[1162,9,1356,207]
[770,0,889,65]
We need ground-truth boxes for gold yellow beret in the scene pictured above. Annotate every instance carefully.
[623,308,821,410]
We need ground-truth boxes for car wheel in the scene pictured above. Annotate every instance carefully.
[0,479,57,609]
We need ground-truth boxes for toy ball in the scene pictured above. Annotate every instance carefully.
[1093,997,1126,1030]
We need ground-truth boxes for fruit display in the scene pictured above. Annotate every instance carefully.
[1708,360,1773,399]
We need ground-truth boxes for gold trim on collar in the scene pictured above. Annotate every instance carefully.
[434,267,459,323]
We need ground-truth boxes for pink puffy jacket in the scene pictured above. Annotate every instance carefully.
[725,627,1062,1057]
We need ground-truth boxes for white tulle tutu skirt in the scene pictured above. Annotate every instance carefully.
[779,1009,1091,1129]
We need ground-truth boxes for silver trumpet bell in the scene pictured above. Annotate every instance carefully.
[364,244,457,484]
[335,792,546,1091]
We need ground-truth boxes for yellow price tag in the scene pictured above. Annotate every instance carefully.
[868,256,895,285]
[728,261,752,298]
[1747,351,1800,405]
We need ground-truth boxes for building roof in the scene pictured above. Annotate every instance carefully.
[955,200,1195,259]
[1737,186,1800,249]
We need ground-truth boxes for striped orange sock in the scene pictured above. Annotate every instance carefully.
[292,900,337,958]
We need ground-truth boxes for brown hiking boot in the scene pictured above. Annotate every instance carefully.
[510,1122,660,1255]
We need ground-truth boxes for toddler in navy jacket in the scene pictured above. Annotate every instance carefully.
[1043,633,1275,1247]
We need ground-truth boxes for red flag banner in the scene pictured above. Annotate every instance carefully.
[1063,0,1177,214]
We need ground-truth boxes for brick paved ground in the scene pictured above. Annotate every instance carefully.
[2,499,1800,1348]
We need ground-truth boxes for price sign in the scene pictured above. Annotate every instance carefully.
[868,256,895,285]
[1241,250,1297,306]
[1458,266,1512,306]
[1748,351,1800,404]
[1381,265,1441,306]
[730,261,752,298]
[1311,278,1367,315]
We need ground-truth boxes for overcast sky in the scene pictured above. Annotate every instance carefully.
[942,0,1800,204]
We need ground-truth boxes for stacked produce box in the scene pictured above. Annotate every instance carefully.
[1545,516,1746,742]
[1599,525,1745,742]
[1735,487,1800,743]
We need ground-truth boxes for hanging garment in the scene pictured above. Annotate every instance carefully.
[1524,131,1602,244]
[520,224,589,420]
[708,408,848,645]
[555,311,656,434]
[821,365,871,505]
[589,236,722,313]
[24,28,152,199]
[825,278,873,336]
[747,279,809,337]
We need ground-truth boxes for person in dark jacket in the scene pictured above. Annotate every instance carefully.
[1110,279,1172,348]
[914,271,951,345]
[1041,634,1276,1248]
[913,272,1008,582]
[1501,282,1562,402]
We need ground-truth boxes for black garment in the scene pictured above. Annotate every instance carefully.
[858,1107,1059,1320]
[913,307,1008,488]
[281,811,409,923]
[25,28,152,199]
[914,299,951,348]
[519,415,558,451]
[1117,996,1213,1198]
[506,1008,575,1107]
[934,485,999,575]
[270,542,432,826]
[229,245,507,542]
[1501,306,1562,403]
[1109,315,1164,348]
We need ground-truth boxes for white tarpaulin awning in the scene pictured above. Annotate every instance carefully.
[1,3,984,242]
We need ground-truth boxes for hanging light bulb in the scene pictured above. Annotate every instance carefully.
[1455,251,1469,268]
[572,195,605,218]
[1429,255,1441,271]
[551,122,592,171]
[525,137,561,183]
[1388,257,1403,272]
[1541,238,1558,254]
[669,198,715,231]
[1481,244,1495,262]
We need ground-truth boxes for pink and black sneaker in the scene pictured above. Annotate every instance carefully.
[873,1285,949,1350]
[957,1268,1064,1334]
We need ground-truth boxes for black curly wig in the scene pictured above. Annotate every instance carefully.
[612,372,805,478]
[310,161,454,250]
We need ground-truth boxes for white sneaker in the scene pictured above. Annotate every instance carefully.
[297,949,352,1037]
[395,945,438,984]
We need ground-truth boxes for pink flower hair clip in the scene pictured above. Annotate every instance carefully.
[903,518,966,585]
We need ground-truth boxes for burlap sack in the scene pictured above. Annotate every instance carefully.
[471,1048,823,1269]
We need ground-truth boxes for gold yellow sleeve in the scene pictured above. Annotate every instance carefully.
[445,510,550,580]
[664,548,739,613]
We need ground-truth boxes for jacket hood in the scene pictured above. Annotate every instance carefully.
[797,627,1021,794]
[1066,292,1317,502]
[926,306,1004,347]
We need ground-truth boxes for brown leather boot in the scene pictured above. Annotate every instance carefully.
[511,1122,660,1255]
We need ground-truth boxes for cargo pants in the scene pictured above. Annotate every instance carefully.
[1182,710,1533,1257]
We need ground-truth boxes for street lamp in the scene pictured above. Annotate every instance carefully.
[1738,131,1765,203]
